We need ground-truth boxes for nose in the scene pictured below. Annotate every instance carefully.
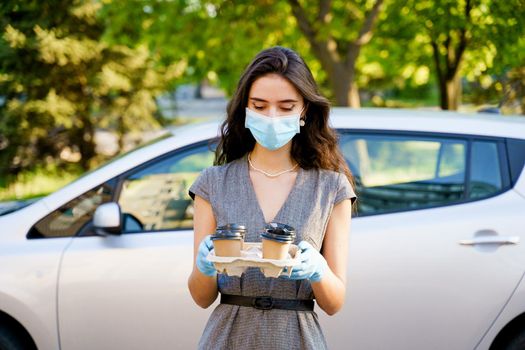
[268,106,278,117]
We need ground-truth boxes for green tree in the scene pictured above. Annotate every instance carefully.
[0,0,174,182]
[353,0,436,107]
[101,1,305,96]
[409,0,525,110]
[501,64,525,115]
[108,0,389,107]
[287,0,385,107]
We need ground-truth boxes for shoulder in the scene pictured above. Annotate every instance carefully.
[200,164,222,178]
[301,168,344,193]
[311,168,345,186]
[317,168,342,179]
[202,157,244,179]
[304,168,356,204]
[196,158,245,188]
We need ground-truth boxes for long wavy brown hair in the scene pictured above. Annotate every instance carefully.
[215,46,356,208]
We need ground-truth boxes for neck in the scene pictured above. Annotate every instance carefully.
[249,143,296,173]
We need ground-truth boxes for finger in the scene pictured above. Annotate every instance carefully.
[199,242,212,256]
[298,241,313,251]
[301,251,313,264]
[288,270,300,279]
[296,262,309,273]
[290,271,308,280]
[204,236,214,250]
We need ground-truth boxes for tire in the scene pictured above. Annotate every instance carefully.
[0,325,31,350]
[506,329,525,350]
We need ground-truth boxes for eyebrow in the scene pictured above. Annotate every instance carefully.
[249,97,299,103]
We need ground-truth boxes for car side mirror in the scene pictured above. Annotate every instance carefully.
[93,202,122,236]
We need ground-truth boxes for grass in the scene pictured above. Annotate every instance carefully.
[0,165,83,201]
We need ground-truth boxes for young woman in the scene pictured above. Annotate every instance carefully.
[187,46,357,350]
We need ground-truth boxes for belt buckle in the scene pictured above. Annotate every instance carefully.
[253,296,274,310]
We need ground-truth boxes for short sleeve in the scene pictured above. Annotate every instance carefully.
[188,167,211,202]
[334,172,357,206]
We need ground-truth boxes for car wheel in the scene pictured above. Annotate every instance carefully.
[506,329,525,350]
[0,325,31,350]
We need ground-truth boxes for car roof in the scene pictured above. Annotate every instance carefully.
[168,108,525,143]
[330,108,525,139]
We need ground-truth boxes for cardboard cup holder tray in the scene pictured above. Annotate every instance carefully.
[207,242,301,278]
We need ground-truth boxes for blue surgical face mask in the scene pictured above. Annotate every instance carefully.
[245,107,301,151]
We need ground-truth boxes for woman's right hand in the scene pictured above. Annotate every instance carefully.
[196,235,216,277]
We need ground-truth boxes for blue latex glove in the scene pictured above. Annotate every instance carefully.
[286,241,328,283]
[196,235,216,277]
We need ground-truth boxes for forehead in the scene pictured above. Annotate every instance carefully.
[249,74,303,101]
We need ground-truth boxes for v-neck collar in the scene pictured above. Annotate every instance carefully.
[242,154,302,225]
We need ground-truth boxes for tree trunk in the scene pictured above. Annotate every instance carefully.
[429,1,471,111]
[447,74,461,110]
[437,74,445,110]
[329,60,360,107]
[333,68,351,106]
[288,0,383,108]
[439,73,461,110]
[117,115,125,153]
[348,81,361,108]
[75,117,96,171]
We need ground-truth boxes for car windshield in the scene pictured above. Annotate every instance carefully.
[0,132,173,216]
[0,198,40,216]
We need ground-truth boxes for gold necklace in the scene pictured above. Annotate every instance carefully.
[248,153,299,178]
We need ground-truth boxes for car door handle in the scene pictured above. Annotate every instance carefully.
[459,236,520,246]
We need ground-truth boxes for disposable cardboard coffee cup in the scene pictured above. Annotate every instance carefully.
[261,223,296,260]
[213,238,243,257]
[262,238,291,260]
[211,224,246,257]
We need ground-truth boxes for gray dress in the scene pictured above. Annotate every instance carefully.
[189,154,357,350]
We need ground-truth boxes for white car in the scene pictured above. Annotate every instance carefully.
[1,108,525,350]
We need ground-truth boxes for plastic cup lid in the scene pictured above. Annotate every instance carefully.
[261,222,296,242]
[216,223,247,232]
[211,223,246,240]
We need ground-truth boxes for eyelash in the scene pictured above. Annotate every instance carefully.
[254,106,294,112]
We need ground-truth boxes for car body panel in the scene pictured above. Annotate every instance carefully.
[320,188,525,350]
[58,230,210,349]
[512,165,525,200]
[0,201,71,350]
[476,271,525,349]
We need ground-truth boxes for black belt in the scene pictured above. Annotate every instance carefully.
[220,293,314,311]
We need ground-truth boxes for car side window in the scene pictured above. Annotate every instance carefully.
[339,132,467,216]
[27,182,113,238]
[118,143,215,233]
[468,140,502,199]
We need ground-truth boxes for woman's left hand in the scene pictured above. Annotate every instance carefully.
[285,241,328,282]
